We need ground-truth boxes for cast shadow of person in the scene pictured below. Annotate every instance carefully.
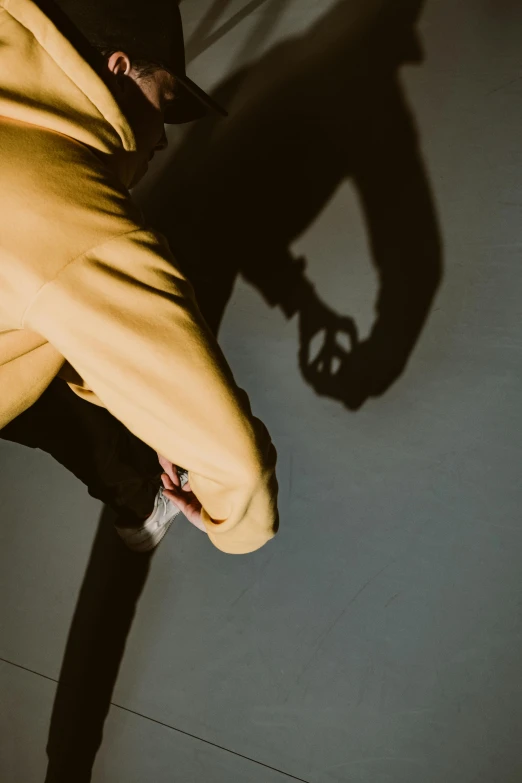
[144,0,443,411]
[44,506,152,782]
[43,1,441,779]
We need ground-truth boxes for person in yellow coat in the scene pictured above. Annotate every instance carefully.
[0,0,279,554]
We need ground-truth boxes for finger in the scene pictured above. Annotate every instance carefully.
[169,469,181,488]
[157,453,172,475]
[157,453,169,471]
[162,490,206,534]
[163,489,191,516]
[182,480,192,493]
[161,472,176,491]
[164,490,199,530]
[158,455,180,485]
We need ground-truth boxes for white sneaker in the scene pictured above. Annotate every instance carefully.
[115,488,182,553]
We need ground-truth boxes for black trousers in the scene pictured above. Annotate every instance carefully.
[1,378,162,524]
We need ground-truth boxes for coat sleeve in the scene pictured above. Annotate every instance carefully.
[23,228,279,554]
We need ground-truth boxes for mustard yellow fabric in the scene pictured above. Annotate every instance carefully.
[0,0,278,554]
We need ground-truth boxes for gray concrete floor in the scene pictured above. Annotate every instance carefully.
[2,1,522,781]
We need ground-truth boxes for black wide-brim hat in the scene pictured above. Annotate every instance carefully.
[43,0,227,124]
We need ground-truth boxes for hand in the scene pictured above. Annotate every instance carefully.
[157,453,207,533]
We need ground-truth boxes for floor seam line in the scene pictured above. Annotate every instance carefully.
[0,655,59,684]
[110,699,312,782]
[0,655,312,783]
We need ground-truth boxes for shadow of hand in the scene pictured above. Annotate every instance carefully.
[297,283,411,411]
[297,284,359,402]
[332,336,409,410]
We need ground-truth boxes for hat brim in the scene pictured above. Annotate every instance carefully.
[164,73,228,124]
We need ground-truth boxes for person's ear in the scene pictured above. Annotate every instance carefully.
[106,51,133,78]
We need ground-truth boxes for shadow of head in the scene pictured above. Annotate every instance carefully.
[144,0,442,411]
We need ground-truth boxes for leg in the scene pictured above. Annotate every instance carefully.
[1,378,161,524]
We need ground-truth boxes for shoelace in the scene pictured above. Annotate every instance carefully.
[158,490,170,518]
[159,488,182,519]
